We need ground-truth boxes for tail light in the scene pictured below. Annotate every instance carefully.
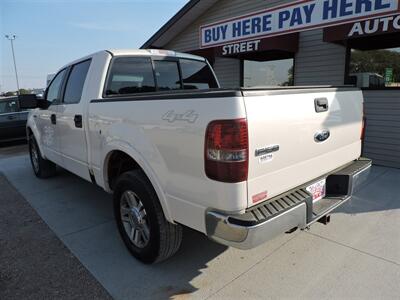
[205,118,248,183]
[361,116,366,141]
[361,105,366,141]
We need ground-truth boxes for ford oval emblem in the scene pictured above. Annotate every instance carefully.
[314,130,330,143]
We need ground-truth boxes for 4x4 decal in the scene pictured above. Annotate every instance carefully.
[162,110,199,123]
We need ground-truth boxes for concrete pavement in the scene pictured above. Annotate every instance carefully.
[0,146,399,299]
[0,173,112,300]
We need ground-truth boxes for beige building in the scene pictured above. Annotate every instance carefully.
[143,0,400,168]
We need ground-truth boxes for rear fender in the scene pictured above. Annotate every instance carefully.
[101,141,174,223]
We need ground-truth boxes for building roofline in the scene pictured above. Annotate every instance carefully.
[141,0,201,49]
[141,0,217,49]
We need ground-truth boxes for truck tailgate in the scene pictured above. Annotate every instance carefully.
[244,88,363,208]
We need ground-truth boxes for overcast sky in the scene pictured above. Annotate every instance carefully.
[0,0,186,92]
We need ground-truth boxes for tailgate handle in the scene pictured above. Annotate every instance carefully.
[315,98,329,113]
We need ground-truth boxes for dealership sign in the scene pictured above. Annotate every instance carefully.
[323,13,400,41]
[200,0,400,48]
[348,14,400,36]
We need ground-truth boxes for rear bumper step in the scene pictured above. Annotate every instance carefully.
[206,158,372,249]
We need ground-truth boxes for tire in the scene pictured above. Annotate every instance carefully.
[113,170,182,264]
[29,135,57,178]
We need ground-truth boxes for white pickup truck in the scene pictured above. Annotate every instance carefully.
[21,49,371,264]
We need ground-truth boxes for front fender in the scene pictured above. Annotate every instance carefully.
[101,140,174,223]
[26,112,45,159]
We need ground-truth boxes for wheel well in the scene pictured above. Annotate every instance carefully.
[107,150,141,191]
[27,127,33,137]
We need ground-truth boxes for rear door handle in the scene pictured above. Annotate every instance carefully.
[7,115,16,120]
[51,114,56,124]
[74,114,83,128]
[315,98,329,113]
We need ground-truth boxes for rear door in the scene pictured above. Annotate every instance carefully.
[57,59,91,181]
[244,88,363,207]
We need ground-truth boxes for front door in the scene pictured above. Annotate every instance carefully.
[57,59,92,181]
[37,68,67,165]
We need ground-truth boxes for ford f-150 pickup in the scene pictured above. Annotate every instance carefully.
[22,49,371,264]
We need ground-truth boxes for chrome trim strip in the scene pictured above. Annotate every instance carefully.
[206,203,307,250]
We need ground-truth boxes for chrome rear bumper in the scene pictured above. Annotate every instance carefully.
[206,158,372,249]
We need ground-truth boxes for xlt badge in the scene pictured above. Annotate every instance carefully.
[255,144,280,157]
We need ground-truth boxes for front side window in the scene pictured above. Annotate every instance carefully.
[243,58,294,87]
[0,100,18,113]
[180,59,218,89]
[153,60,181,91]
[348,47,400,88]
[46,69,67,103]
[105,57,156,96]
[64,60,91,104]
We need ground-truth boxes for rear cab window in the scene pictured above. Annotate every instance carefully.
[105,57,156,96]
[104,56,218,97]
[153,60,181,91]
[180,59,218,90]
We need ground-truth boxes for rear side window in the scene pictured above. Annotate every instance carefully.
[105,57,156,96]
[153,60,181,91]
[180,59,218,89]
[64,60,91,104]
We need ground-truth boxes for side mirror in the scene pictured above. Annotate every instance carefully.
[18,94,49,110]
[18,94,38,109]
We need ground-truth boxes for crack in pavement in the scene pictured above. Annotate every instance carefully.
[61,220,114,238]
[305,231,400,267]
[204,233,300,300]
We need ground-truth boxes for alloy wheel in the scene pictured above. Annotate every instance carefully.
[120,190,150,248]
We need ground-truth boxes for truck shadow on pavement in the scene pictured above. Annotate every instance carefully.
[334,165,400,215]
[1,149,399,300]
[0,151,229,300]
[149,228,228,299]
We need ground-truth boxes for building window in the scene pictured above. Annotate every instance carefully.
[243,58,294,87]
[347,47,400,89]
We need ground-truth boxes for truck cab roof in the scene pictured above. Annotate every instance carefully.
[58,49,207,74]
[108,49,205,61]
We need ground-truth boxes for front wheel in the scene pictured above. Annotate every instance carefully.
[29,135,57,178]
[113,170,182,264]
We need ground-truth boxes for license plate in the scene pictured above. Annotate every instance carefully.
[306,179,326,202]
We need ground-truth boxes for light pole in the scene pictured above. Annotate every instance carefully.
[5,34,20,95]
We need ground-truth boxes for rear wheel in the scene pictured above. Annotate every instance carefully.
[113,170,182,264]
[29,135,57,178]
